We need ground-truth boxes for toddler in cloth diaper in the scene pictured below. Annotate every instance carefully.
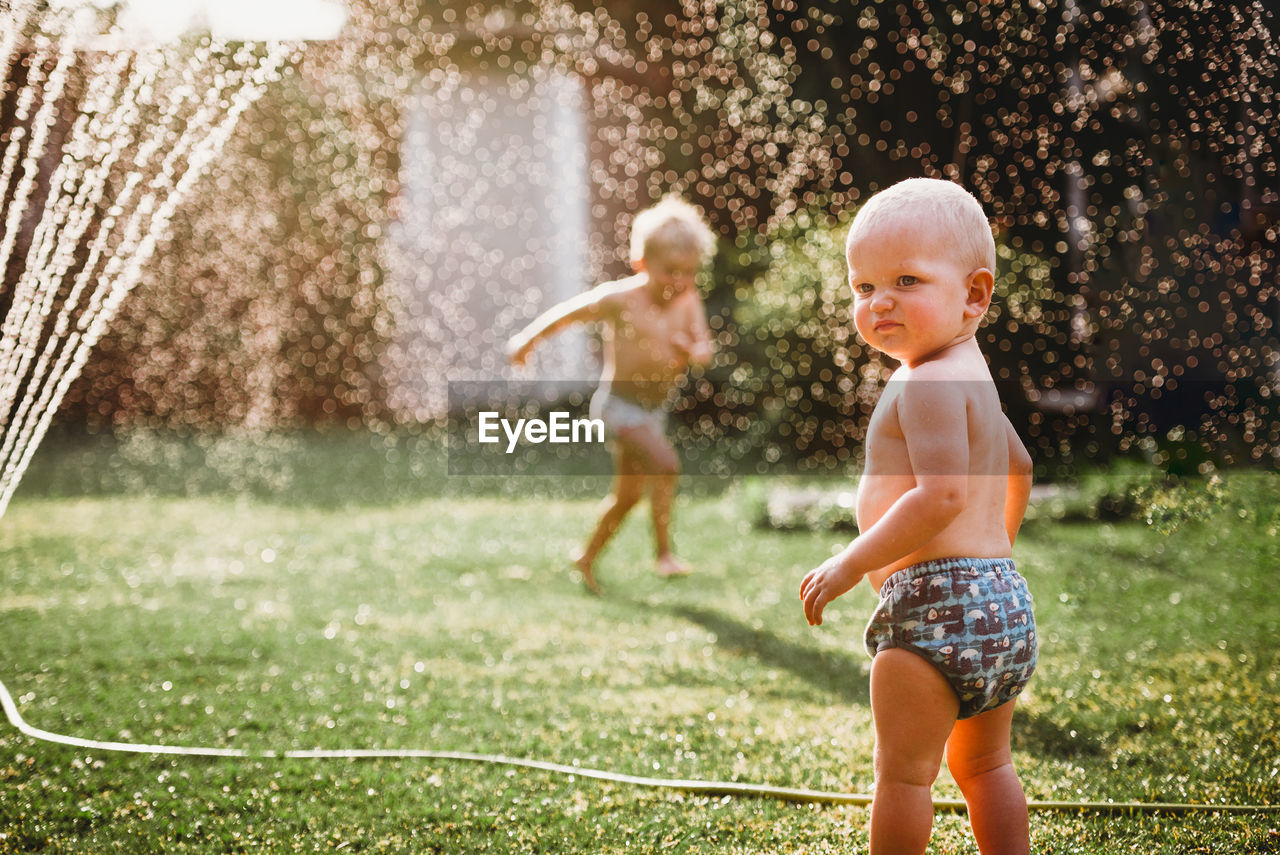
[798,178,1040,854]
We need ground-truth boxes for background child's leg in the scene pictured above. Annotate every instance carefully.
[945,700,1030,855]
[649,470,689,575]
[611,426,686,573]
[613,424,678,478]
[869,648,958,855]
[647,463,681,566]
[574,451,647,591]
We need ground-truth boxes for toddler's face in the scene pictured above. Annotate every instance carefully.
[847,221,982,365]
[641,245,701,301]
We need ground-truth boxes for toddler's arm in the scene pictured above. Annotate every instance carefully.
[801,380,971,626]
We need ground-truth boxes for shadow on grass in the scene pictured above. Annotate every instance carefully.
[631,599,1108,754]
[633,600,871,706]
[1012,708,1107,760]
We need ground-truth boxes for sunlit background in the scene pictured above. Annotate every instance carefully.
[2,0,1277,504]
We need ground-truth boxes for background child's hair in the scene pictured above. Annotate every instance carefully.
[629,195,717,264]
[847,178,997,272]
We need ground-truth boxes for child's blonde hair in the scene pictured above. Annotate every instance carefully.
[847,178,996,272]
[629,195,717,264]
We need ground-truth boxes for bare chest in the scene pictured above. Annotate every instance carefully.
[615,300,682,343]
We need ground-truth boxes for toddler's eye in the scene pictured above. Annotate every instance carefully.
[897,275,917,287]
[854,282,874,295]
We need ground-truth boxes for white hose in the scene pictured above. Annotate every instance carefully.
[1,676,1274,814]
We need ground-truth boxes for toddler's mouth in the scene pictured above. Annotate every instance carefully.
[874,320,902,332]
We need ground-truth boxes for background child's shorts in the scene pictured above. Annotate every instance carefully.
[590,385,668,436]
[864,557,1038,719]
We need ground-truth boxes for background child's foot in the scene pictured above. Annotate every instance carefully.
[656,554,691,578]
[571,550,602,595]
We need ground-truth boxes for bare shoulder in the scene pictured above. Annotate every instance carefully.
[591,275,645,311]
[598,273,645,293]
[913,346,995,393]
[679,286,708,311]
[895,366,970,416]
[893,358,995,434]
[669,287,707,321]
[899,359,973,396]
[911,344,989,381]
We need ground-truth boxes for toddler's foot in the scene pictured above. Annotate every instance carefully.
[571,550,602,596]
[656,553,691,579]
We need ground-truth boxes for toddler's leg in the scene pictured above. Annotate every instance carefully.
[869,648,957,855]
[945,700,1030,855]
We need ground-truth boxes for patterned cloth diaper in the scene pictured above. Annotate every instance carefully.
[864,557,1038,719]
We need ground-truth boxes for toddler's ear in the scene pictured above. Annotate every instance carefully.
[964,268,995,319]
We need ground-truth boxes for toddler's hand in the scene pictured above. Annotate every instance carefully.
[506,336,530,366]
[800,555,861,626]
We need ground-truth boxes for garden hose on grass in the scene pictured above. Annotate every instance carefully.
[1,676,1274,816]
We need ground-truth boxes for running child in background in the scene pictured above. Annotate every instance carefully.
[508,195,716,594]
[800,178,1038,855]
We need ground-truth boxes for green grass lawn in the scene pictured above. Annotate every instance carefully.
[1,433,1278,852]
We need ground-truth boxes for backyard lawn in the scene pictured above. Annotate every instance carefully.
[0,432,1277,852]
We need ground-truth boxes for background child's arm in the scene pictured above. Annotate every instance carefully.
[507,287,611,366]
[802,380,971,625]
[671,293,714,367]
[1004,416,1033,546]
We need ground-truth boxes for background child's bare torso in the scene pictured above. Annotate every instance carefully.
[600,281,700,407]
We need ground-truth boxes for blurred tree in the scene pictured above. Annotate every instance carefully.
[57,0,1276,468]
